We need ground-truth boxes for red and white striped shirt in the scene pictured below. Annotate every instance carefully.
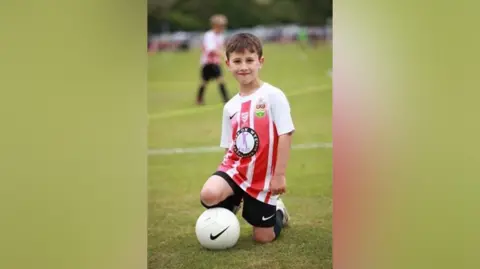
[200,30,224,65]
[218,83,295,206]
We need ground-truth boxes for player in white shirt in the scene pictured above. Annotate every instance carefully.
[199,33,293,244]
[196,14,230,105]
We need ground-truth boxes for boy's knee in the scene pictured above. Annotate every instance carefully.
[200,188,220,207]
[252,228,275,243]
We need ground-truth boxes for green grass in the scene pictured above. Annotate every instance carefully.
[148,43,332,269]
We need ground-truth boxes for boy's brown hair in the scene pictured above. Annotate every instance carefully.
[225,33,263,60]
[210,14,228,26]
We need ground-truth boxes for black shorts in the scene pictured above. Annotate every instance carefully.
[201,64,222,81]
[210,171,277,228]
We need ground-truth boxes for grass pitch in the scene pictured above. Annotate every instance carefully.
[148,42,332,269]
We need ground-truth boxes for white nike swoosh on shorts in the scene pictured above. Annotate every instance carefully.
[262,214,275,221]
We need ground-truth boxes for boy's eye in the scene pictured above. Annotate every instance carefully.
[233,60,241,64]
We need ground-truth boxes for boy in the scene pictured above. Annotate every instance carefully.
[196,14,230,105]
[200,33,294,243]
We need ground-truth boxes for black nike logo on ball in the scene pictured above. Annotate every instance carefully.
[209,226,230,240]
[229,112,237,120]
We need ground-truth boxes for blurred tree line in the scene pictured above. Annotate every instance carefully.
[148,0,332,33]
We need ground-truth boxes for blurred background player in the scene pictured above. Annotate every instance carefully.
[298,27,309,51]
[297,26,309,60]
[196,14,230,105]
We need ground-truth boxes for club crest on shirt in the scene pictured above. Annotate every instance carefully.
[233,127,259,158]
[255,97,267,118]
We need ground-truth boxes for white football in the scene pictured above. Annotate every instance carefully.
[195,207,240,250]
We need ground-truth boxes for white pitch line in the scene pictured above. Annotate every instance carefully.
[148,142,332,156]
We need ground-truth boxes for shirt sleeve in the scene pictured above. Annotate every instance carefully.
[271,90,295,135]
[220,106,232,148]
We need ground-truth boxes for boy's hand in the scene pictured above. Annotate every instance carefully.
[270,174,286,195]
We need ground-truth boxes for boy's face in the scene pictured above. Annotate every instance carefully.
[213,24,226,33]
[226,50,264,85]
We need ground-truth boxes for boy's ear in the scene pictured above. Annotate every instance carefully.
[259,56,265,68]
[225,59,230,67]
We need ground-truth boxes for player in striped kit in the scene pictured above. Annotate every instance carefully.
[196,14,230,105]
[200,33,293,243]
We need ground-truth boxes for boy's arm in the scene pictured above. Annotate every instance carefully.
[217,47,226,61]
[273,132,293,177]
[269,90,295,195]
